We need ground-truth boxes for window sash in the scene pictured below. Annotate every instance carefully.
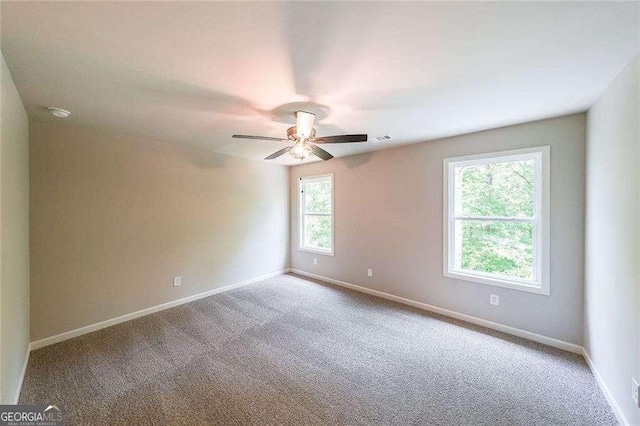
[447,266,541,287]
[452,218,538,283]
[452,216,534,222]
[453,159,536,219]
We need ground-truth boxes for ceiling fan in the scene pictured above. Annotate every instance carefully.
[232,111,368,161]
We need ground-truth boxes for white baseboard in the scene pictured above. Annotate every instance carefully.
[30,269,291,351]
[291,269,633,421]
[290,269,583,354]
[9,345,31,404]
[582,349,629,426]
[19,267,627,424]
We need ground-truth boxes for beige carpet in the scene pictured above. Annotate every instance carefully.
[20,273,616,425]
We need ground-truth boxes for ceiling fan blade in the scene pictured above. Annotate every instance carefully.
[233,134,288,142]
[312,145,334,161]
[314,134,368,144]
[295,110,316,139]
[264,147,291,160]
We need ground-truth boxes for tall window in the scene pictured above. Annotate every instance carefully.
[443,147,550,295]
[299,174,334,255]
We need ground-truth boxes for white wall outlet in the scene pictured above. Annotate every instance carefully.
[632,378,639,406]
[173,276,181,287]
[313,258,318,265]
[490,294,500,306]
[367,268,373,277]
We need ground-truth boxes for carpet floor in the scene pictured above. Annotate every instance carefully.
[20,273,616,425]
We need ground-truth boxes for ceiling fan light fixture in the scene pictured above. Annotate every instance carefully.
[290,141,313,160]
[233,109,371,161]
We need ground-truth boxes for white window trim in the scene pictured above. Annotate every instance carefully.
[442,146,550,296]
[299,173,334,256]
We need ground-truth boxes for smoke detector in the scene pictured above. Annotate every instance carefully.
[47,107,71,118]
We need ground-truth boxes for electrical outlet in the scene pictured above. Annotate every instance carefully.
[313,258,318,265]
[367,268,373,277]
[490,294,500,306]
[173,276,181,287]
[632,378,639,406]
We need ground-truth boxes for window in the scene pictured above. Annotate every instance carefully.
[299,174,334,255]
[443,146,550,295]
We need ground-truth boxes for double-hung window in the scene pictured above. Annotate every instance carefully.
[443,146,550,295]
[299,174,334,255]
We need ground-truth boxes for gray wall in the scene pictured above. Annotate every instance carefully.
[30,121,289,341]
[291,114,585,345]
[0,52,30,403]
[584,55,639,425]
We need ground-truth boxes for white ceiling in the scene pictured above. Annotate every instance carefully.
[1,2,638,165]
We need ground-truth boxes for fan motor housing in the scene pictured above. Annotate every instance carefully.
[287,126,316,141]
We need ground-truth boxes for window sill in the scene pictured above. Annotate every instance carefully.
[299,247,334,256]
[444,269,549,296]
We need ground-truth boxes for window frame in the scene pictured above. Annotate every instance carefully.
[442,146,550,295]
[299,173,334,256]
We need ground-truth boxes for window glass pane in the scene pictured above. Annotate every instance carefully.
[304,215,332,250]
[304,180,331,215]
[456,220,534,280]
[456,160,535,218]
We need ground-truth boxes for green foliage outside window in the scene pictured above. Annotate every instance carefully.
[457,160,535,280]
[303,179,332,250]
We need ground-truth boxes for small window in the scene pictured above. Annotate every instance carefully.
[299,174,334,255]
[443,147,550,295]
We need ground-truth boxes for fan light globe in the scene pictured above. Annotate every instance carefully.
[290,142,312,160]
